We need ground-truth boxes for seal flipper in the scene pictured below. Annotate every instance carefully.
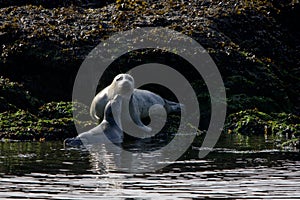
[103,95,124,143]
[128,97,152,133]
[164,99,185,114]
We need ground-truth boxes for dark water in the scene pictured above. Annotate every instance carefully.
[0,134,300,199]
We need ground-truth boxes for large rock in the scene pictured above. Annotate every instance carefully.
[0,0,299,141]
[0,0,115,8]
[225,109,300,148]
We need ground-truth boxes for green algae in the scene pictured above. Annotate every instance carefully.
[225,109,300,148]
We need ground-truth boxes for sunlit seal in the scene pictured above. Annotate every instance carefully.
[64,95,123,147]
[90,73,184,133]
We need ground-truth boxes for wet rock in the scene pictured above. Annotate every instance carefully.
[0,77,94,141]
[0,101,95,141]
[0,96,17,113]
[0,109,76,141]
[0,77,42,112]
[38,102,74,119]
[224,109,300,148]
[225,109,300,148]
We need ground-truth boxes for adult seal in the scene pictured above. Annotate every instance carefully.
[64,95,124,147]
[90,74,184,133]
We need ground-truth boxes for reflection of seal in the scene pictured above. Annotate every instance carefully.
[90,74,184,132]
[64,95,123,147]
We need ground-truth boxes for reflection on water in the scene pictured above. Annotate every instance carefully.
[0,134,300,199]
[0,141,91,175]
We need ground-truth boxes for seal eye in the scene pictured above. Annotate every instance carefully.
[127,76,133,82]
[116,76,123,81]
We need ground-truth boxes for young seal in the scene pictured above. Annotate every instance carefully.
[64,95,123,147]
[90,74,184,133]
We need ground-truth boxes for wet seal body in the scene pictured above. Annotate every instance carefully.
[90,74,184,132]
[64,95,123,147]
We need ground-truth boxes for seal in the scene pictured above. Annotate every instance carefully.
[64,95,123,147]
[90,74,184,133]
[90,74,135,121]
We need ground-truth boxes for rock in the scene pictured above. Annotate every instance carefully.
[0,0,115,8]
[225,109,300,142]
[225,109,300,148]
[0,0,299,144]
[0,103,94,141]
[0,76,42,112]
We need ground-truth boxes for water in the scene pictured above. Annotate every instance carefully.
[0,134,300,199]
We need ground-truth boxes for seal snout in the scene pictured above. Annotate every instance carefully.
[120,80,132,88]
[118,80,134,95]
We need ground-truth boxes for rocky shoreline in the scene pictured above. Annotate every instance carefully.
[0,0,299,148]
